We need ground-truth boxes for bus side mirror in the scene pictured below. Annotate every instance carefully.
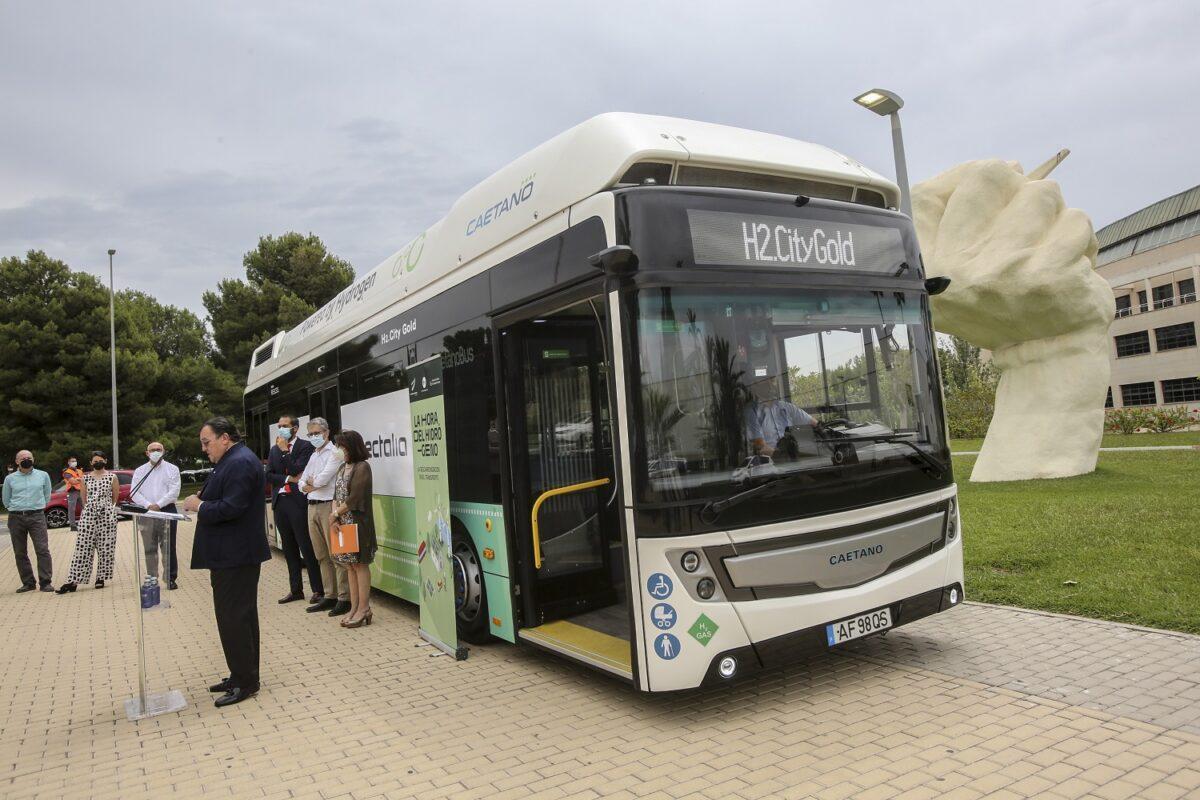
[924,277,951,295]
[588,246,639,275]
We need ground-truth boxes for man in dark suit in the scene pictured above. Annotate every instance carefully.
[182,417,270,708]
[264,414,324,604]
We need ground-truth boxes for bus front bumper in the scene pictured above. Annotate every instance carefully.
[699,582,963,687]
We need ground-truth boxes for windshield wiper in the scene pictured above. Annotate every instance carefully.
[698,471,812,524]
[837,433,947,479]
[698,435,947,523]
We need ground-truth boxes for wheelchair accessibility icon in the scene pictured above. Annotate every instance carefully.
[646,573,673,600]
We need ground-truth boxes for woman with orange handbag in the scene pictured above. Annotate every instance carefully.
[328,430,377,628]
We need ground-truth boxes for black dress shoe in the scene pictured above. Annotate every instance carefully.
[94,580,105,589]
[208,677,233,693]
[278,591,305,604]
[306,598,337,613]
[55,583,77,594]
[328,600,352,617]
[214,686,259,708]
[40,584,54,592]
[168,580,178,590]
[308,592,324,604]
[16,585,35,594]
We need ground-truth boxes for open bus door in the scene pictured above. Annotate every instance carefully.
[496,291,634,679]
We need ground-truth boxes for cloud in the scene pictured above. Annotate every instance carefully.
[1,0,1197,320]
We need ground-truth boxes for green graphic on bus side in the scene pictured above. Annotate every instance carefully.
[688,613,718,646]
[411,355,465,660]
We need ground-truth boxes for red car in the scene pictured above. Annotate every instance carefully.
[45,470,135,529]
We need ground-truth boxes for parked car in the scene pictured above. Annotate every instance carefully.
[731,454,777,487]
[179,467,213,484]
[45,470,135,529]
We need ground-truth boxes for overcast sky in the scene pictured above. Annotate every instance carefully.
[2,1,1197,316]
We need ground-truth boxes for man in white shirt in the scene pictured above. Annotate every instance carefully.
[299,417,348,616]
[131,441,182,589]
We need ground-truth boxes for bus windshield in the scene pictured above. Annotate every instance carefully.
[630,285,950,532]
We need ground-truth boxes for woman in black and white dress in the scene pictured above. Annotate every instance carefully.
[56,451,119,593]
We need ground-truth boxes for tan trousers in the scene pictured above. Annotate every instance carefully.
[307,502,348,601]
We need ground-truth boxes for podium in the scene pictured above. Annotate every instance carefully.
[124,508,190,721]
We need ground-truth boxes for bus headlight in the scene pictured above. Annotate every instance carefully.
[697,578,716,599]
[718,656,737,678]
[681,551,700,573]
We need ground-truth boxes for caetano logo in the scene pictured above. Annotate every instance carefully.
[466,174,535,236]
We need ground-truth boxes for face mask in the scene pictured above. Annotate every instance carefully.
[68,460,77,468]
[93,461,106,470]
[18,458,33,469]
[149,452,163,464]
[308,434,325,447]
[337,447,348,461]
[278,427,293,441]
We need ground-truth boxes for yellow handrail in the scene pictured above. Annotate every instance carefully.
[530,477,612,569]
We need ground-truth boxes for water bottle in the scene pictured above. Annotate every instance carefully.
[140,578,154,609]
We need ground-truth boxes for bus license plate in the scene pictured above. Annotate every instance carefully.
[826,608,892,646]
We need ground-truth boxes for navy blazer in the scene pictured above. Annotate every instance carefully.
[191,442,271,570]
[264,437,314,508]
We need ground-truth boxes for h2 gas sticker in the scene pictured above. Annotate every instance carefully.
[688,614,719,646]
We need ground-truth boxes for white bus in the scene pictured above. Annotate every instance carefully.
[244,113,963,691]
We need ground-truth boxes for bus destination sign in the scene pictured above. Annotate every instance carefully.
[687,209,905,273]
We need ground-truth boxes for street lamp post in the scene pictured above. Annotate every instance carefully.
[108,248,119,469]
[853,88,912,219]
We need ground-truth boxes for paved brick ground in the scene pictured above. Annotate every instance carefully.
[1,518,1198,800]
[843,603,1200,737]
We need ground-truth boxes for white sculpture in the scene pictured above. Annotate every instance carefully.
[912,157,1114,482]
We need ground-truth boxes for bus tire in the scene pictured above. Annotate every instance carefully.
[451,523,492,644]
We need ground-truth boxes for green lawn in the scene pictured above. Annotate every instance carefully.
[951,430,1200,452]
[957,449,1200,634]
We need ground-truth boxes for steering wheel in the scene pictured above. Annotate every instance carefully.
[774,429,800,462]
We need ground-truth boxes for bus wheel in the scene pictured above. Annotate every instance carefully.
[451,527,491,644]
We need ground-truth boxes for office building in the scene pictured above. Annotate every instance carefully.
[1095,185,1200,408]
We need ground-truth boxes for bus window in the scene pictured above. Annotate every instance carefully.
[308,382,340,434]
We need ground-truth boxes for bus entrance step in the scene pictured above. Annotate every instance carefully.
[520,620,632,678]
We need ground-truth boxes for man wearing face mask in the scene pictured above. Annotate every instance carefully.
[131,442,182,589]
[2,450,54,592]
[298,417,348,616]
[62,457,83,532]
[264,415,323,604]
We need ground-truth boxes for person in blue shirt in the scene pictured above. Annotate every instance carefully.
[743,378,820,458]
[2,449,54,592]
